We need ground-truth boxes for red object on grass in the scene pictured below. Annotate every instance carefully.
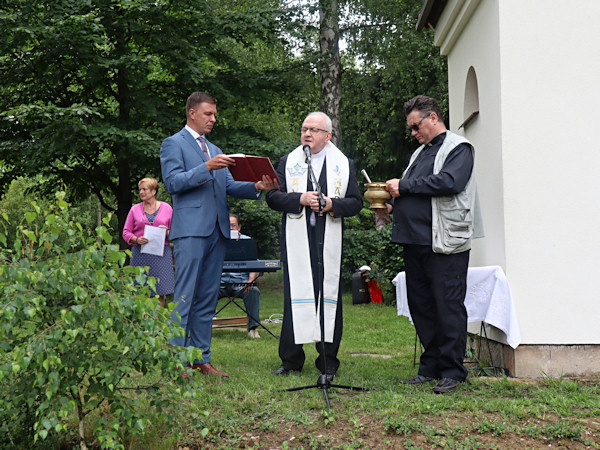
[367,279,383,303]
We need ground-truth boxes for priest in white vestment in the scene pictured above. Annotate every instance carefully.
[266,112,362,379]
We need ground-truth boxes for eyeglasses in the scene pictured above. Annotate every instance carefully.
[300,127,329,135]
[409,113,431,132]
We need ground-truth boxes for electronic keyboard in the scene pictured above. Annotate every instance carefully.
[222,260,281,272]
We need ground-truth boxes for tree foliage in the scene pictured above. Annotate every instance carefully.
[0,192,201,448]
[286,0,448,182]
[339,0,448,181]
[0,0,448,283]
[0,0,448,252]
[0,0,305,247]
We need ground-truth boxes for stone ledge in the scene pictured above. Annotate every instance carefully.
[468,335,600,378]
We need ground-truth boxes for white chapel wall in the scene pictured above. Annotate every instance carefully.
[435,0,600,345]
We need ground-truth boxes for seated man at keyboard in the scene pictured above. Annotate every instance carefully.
[219,214,262,338]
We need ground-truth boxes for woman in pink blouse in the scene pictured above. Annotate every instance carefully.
[122,178,174,307]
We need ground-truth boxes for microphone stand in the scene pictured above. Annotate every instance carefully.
[280,146,369,410]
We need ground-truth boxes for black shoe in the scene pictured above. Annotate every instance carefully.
[433,377,460,394]
[324,370,336,382]
[272,366,301,376]
[401,374,436,385]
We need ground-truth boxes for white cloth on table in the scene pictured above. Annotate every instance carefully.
[392,265,521,348]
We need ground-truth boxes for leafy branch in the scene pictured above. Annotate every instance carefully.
[0,192,200,448]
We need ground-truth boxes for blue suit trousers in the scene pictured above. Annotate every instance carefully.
[170,227,227,364]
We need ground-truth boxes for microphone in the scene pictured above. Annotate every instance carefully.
[303,144,311,162]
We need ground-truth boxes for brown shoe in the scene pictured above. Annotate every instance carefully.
[193,362,229,377]
[179,371,193,379]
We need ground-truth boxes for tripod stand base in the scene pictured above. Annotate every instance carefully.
[280,374,370,409]
[317,373,333,387]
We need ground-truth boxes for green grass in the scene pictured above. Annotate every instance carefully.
[87,272,600,449]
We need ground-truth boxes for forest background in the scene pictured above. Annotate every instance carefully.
[0,0,447,297]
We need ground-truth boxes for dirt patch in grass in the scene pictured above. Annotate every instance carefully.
[188,409,600,449]
[179,377,600,448]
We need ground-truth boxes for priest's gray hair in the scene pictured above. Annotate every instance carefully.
[305,111,333,133]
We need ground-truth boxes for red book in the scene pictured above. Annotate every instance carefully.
[228,154,280,184]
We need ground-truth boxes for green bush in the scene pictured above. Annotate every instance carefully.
[228,197,281,260]
[0,177,115,249]
[0,178,49,251]
[0,192,201,449]
[342,208,404,303]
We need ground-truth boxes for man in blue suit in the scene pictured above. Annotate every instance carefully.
[160,91,275,377]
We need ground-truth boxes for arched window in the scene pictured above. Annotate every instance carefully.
[460,66,479,129]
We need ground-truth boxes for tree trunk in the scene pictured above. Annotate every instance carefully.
[319,0,342,148]
[116,157,132,250]
[78,417,88,450]
[97,198,102,228]
[115,24,133,250]
[77,393,88,450]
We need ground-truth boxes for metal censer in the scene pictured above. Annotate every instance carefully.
[364,182,392,210]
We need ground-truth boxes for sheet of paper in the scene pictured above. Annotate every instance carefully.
[140,225,166,256]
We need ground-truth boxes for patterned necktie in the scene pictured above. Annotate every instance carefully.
[197,136,210,160]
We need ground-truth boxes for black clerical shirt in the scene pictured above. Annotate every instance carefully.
[392,132,474,246]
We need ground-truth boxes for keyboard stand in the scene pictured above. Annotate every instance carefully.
[214,281,279,339]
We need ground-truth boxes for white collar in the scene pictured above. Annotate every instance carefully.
[185,125,206,141]
[311,147,327,161]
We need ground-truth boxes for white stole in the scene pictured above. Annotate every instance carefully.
[285,142,349,344]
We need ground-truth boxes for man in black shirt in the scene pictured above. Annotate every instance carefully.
[380,95,483,394]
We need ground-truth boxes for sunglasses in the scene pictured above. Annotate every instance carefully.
[409,113,431,132]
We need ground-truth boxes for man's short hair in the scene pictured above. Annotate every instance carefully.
[305,111,333,133]
[186,91,217,117]
[404,95,444,124]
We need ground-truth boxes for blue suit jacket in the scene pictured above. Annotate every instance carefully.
[160,127,259,240]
